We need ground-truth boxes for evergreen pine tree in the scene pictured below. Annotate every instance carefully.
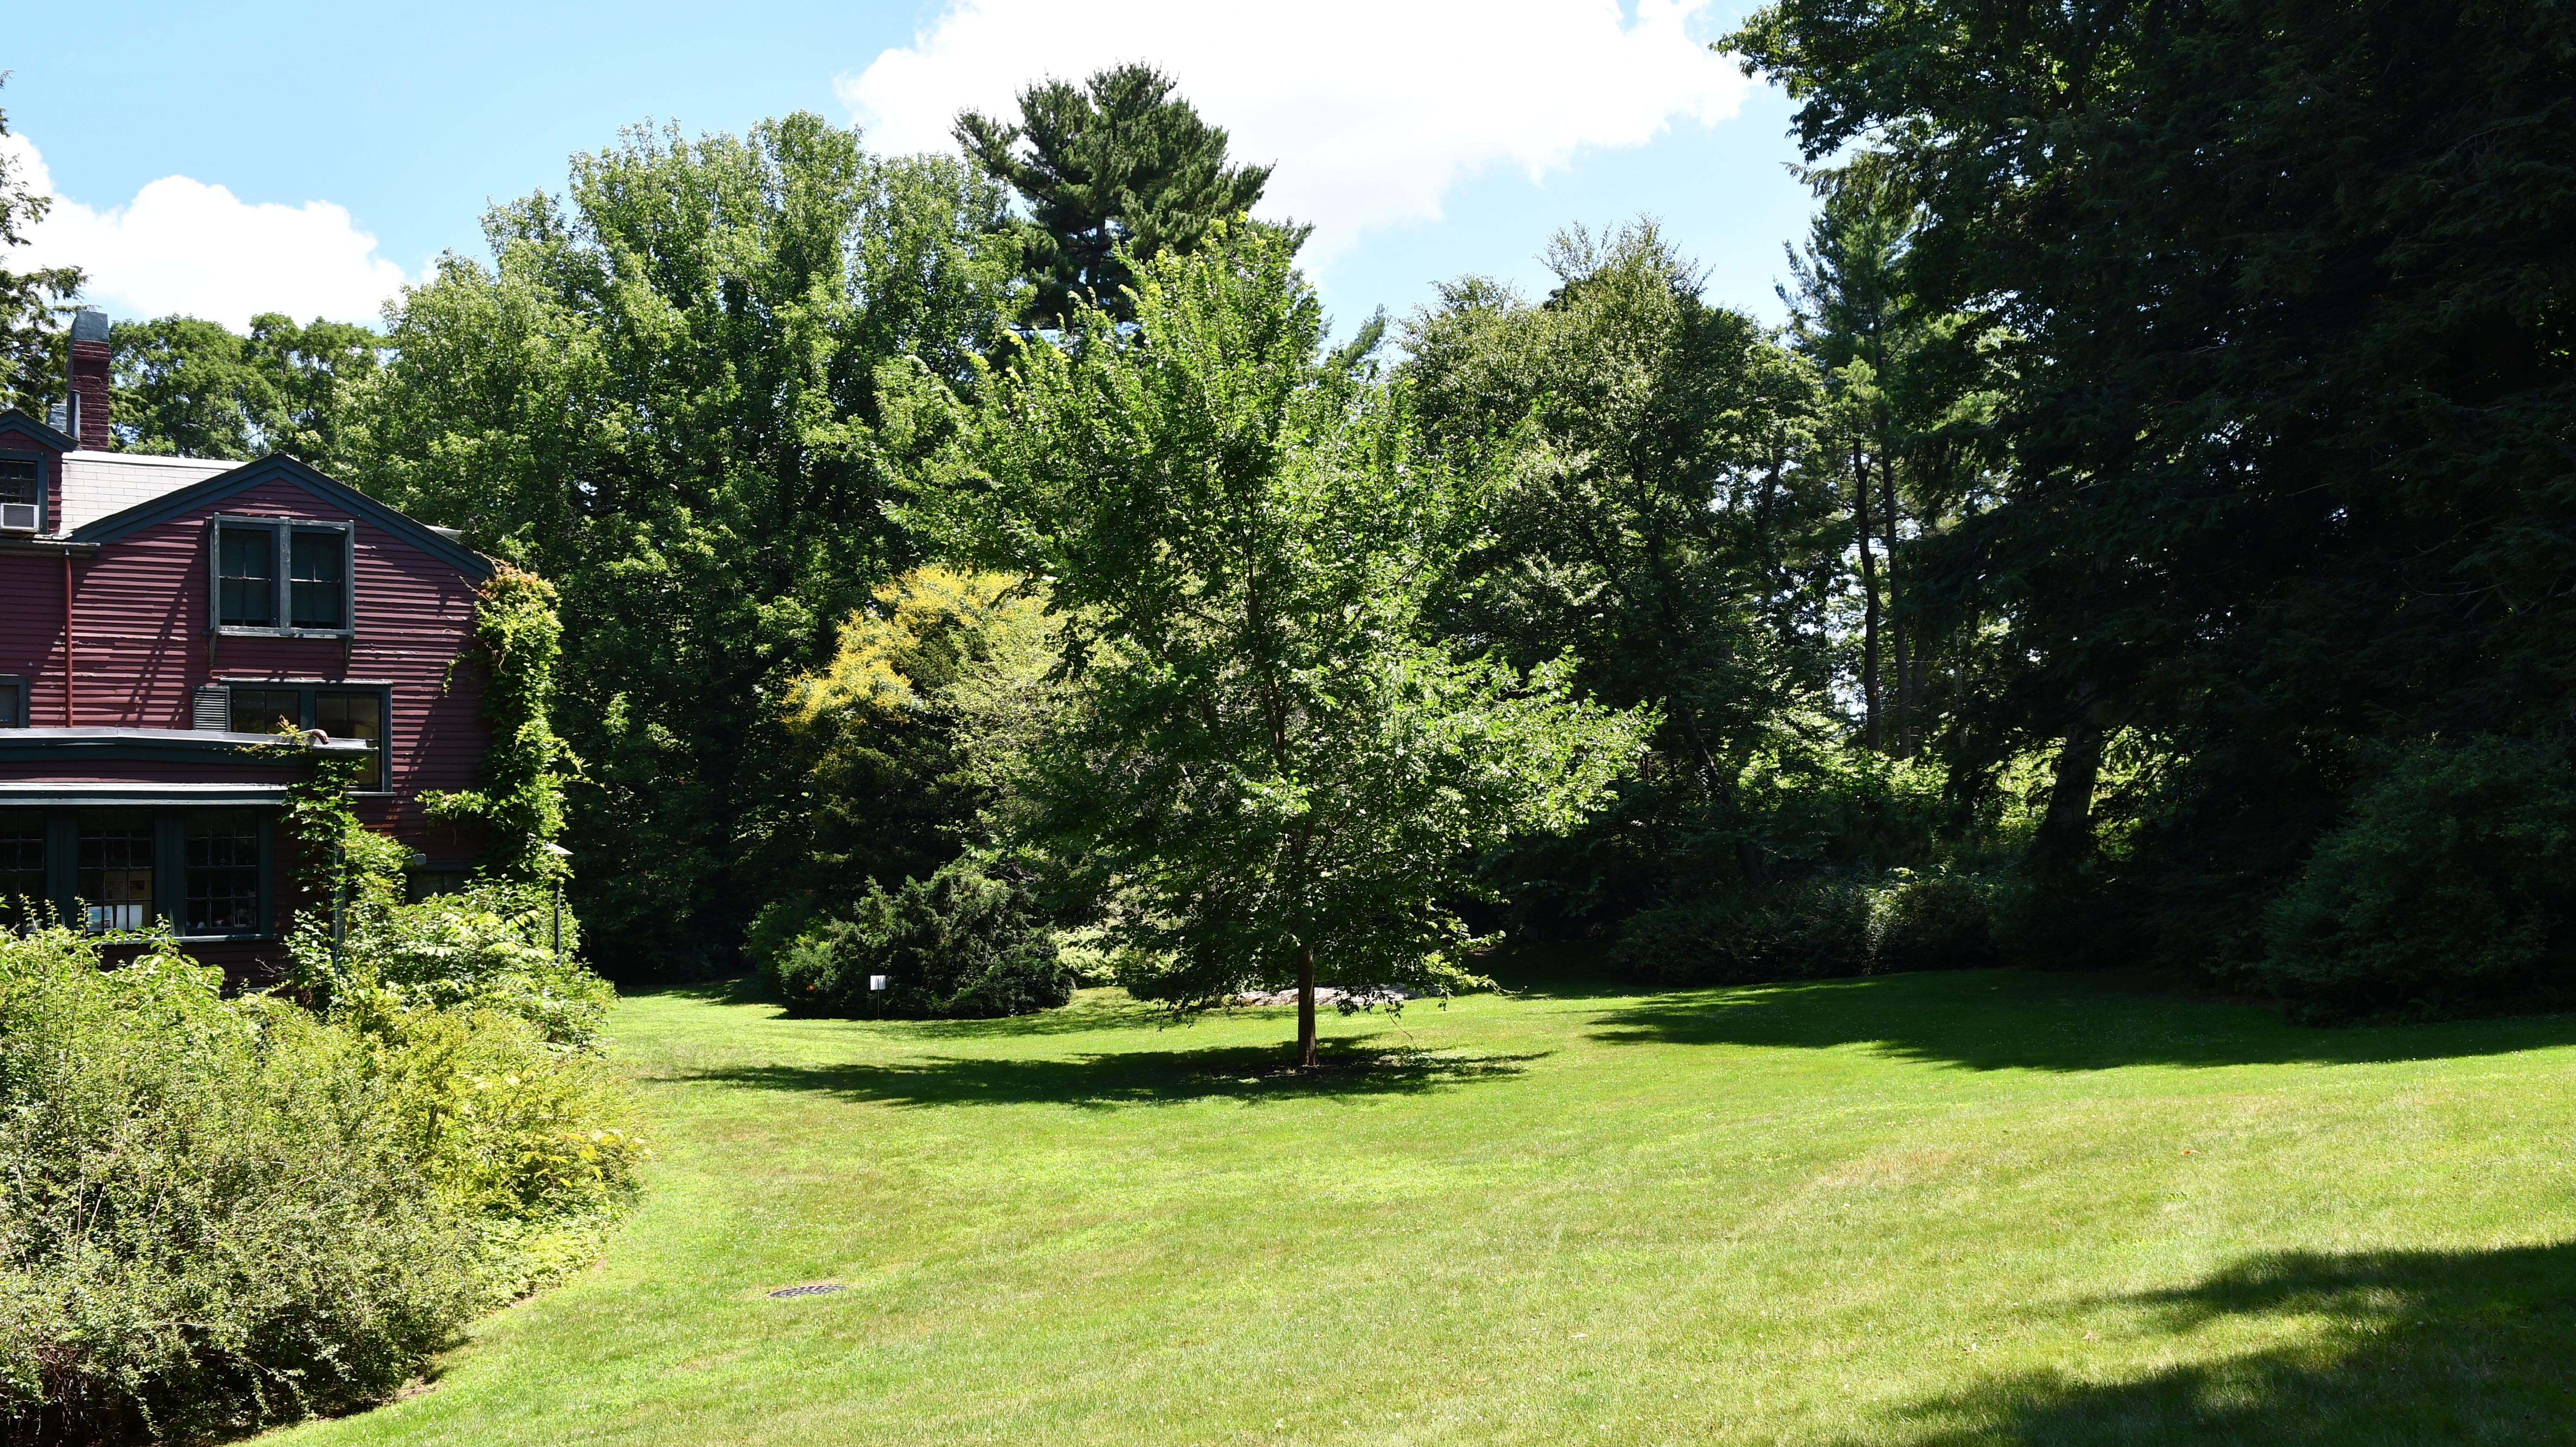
[955,64,1291,328]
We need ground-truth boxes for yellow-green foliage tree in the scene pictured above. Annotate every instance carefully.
[749,565,1059,950]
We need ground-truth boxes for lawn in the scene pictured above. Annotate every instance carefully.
[270,961,2576,1445]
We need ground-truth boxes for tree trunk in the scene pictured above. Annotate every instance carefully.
[1879,453,1911,759]
[1852,443,1882,750]
[2036,688,2127,867]
[1296,942,1319,1070]
[2036,717,2104,865]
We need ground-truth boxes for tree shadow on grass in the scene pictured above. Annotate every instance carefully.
[1477,945,1652,1002]
[680,1037,1548,1109]
[1869,1242,2576,1445]
[1588,969,2576,1072]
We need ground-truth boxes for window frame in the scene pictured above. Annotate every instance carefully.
[0,446,47,532]
[75,811,158,934]
[0,810,45,932]
[206,515,355,640]
[180,809,267,939]
[0,674,26,728]
[0,806,277,942]
[215,678,395,794]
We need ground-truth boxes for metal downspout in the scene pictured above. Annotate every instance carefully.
[61,550,74,727]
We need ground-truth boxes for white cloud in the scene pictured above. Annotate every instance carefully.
[838,0,1752,263]
[0,133,409,330]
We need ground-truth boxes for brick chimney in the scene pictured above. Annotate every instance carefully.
[67,308,110,450]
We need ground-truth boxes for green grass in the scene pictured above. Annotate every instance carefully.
[270,962,2576,1445]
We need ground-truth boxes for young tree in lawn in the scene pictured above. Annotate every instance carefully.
[899,225,1648,1067]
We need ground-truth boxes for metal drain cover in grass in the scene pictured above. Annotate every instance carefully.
[765,1283,848,1299]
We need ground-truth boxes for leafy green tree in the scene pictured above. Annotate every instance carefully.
[350,113,1018,972]
[956,64,1287,328]
[110,312,381,466]
[243,313,382,465]
[110,315,263,457]
[1402,224,1852,926]
[0,78,82,414]
[902,225,1647,1065]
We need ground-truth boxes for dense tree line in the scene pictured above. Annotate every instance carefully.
[38,32,2576,1019]
[1732,0,2576,1011]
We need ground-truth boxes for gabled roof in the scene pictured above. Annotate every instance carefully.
[0,407,77,451]
[70,452,494,579]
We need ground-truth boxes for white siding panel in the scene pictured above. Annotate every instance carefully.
[56,452,237,534]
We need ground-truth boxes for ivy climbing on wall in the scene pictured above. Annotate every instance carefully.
[426,565,577,884]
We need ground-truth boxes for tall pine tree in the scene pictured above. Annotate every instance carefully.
[955,64,1287,328]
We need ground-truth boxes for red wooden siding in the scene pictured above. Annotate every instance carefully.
[0,474,490,854]
[0,551,64,706]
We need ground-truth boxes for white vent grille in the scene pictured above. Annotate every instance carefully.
[0,501,35,532]
[192,685,231,732]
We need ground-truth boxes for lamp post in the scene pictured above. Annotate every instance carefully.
[531,836,573,958]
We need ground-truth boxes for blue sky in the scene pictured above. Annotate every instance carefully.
[10,1,1819,343]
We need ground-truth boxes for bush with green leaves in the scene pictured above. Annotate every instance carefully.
[0,920,643,1442]
[1610,875,1877,986]
[1868,869,2000,974]
[2257,736,2576,1020]
[347,882,608,1049]
[0,932,465,1441]
[764,857,1071,1018]
[1611,867,1998,986]
[285,816,609,1050]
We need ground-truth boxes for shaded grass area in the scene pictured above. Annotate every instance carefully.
[268,964,2576,1446]
[1889,1244,2576,1443]
[1588,967,2576,1070]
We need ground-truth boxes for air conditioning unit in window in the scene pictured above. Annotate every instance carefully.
[0,502,35,532]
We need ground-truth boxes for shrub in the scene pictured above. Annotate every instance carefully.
[1610,875,1876,986]
[334,992,648,1295]
[1611,868,1999,986]
[765,857,1072,1018]
[293,859,611,1050]
[362,883,610,1049]
[1868,870,2000,973]
[742,894,820,979]
[0,932,475,1442]
[2256,735,2576,1019]
[0,921,646,1442]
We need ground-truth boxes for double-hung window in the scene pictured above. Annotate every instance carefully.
[209,517,353,637]
[0,451,41,532]
[0,674,25,728]
[290,530,346,629]
[218,526,275,626]
[227,687,303,736]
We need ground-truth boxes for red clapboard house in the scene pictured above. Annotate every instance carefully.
[0,310,493,977]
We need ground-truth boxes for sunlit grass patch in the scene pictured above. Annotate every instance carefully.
[268,965,2576,1446]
